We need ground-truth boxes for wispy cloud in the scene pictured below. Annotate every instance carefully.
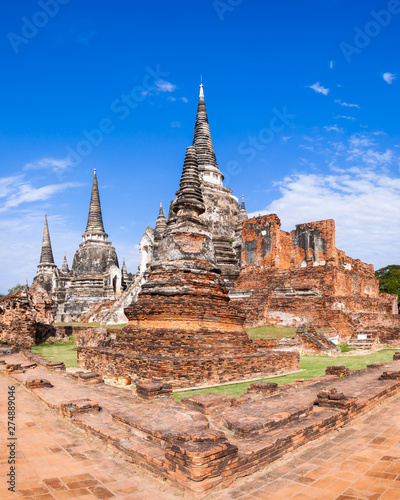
[333,115,356,121]
[155,80,176,92]
[167,96,176,102]
[308,82,329,95]
[383,72,396,84]
[24,157,75,174]
[180,97,189,103]
[170,121,181,128]
[335,99,360,109]
[346,135,394,168]
[0,177,83,212]
[329,61,334,69]
[282,136,291,141]
[0,176,24,199]
[324,125,344,133]
[250,164,400,269]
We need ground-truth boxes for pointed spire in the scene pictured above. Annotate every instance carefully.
[239,195,248,222]
[173,146,205,217]
[122,257,128,277]
[62,252,69,273]
[155,200,167,233]
[121,258,130,289]
[83,169,108,240]
[192,81,223,184]
[199,75,204,98]
[39,215,55,264]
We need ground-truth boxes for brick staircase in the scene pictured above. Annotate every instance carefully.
[213,236,240,289]
[347,336,377,350]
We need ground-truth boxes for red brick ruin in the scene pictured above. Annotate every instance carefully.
[0,282,55,347]
[233,215,399,343]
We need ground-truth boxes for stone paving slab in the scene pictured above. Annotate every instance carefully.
[0,370,182,500]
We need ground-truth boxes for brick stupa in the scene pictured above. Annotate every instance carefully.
[78,147,298,387]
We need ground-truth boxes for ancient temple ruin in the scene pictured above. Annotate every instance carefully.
[34,170,132,322]
[232,215,400,342]
[31,82,399,347]
[78,146,298,387]
[139,83,246,289]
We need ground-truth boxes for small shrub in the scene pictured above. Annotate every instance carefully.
[338,343,356,353]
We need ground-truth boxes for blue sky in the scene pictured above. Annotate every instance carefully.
[1,0,400,293]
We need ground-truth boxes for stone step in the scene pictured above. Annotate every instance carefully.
[348,339,375,350]
[111,406,209,447]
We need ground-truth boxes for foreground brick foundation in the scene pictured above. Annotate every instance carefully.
[78,345,299,388]
[4,350,400,494]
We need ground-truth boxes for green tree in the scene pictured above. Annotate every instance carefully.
[7,284,22,293]
[375,265,400,309]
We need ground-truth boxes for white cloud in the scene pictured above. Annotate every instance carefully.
[333,115,356,121]
[24,157,75,174]
[251,133,400,269]
[180,97,189,103]
[167,96,176,102]
[324,125,344,133]
[347,147,393,168]
[170,121,181,128]
[335,99,360,109]
[155,80,176,92]
[0,177,83,212]
[299,144,316,152]
[383,72,396,84]
[330,61,334,69]
[250,170,400,269]
[282,136,291,141]
[0,176,24,198]
[308,82,329,95]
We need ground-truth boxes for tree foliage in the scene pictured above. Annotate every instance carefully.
[7,284,22,293]
[375,265,400,305]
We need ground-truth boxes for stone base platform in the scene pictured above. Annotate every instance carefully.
[2,351,400,494]
[77,347,299,389]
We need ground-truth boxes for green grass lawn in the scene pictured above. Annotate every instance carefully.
[245,325,297,339]
[32,341,78,368]
[173,349,397,401]
[54,322,126,329]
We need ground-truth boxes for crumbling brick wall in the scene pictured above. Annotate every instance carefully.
[0,284,55,347]
[234,215,399,342]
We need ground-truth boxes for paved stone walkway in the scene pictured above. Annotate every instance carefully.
[0,373,182,500]
[1,370,400,499]
[221,393,400,500]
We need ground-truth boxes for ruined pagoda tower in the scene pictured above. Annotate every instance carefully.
[78,146,278,388]
[189,82,244,286]
[140,82,246,288]
[35,215,58,293]
[56,169,122,321]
